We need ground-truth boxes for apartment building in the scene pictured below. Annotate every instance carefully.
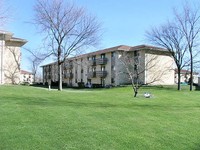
[42,45,175,87]
[0,31,27,84]
[174,69,199,84]
[20,70,34,84]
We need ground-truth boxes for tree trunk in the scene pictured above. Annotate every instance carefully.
[177,68,181,90]
[190,63,193,91]
[58,63,62,91]
[134,91,138,97]
[190,53,193,91]
[133,86,138,97]
[58,46,62,91]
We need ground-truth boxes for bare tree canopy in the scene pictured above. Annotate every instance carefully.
[146,2,200,91]
[0,0,9,27]
[33,0,101,90]
[118,51,171,97]
[24,47,50,83]
[174,4,200,91]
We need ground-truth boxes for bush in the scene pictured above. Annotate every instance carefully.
[77,82,85,88]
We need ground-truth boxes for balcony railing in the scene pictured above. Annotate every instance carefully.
[96,58,108,65]
[96,71,107,78]
[89,58,108,66]
[87,71,96,78]
[89,60,96,66]
[64,73,73,79]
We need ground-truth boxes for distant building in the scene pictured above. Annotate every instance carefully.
[41,45,175,87]
[20,70,34,84]
[0,30,27,84]
[174,69,199,84]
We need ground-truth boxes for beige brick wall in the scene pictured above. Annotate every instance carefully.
[3,45,21,84]
[145,52,174,85]
[0,32,26,84]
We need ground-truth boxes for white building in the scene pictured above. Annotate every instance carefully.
[174,69,199,84]
[0,30,27,84]
[20,70,34,84]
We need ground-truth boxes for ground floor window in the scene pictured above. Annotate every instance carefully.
[111,78,115,84]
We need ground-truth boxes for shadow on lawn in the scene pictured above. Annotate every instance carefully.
[9,95,200,110]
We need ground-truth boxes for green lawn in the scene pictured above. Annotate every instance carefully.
[0,85,200,150]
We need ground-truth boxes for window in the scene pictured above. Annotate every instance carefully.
[92,67,96,72]
[134,51,139,57]
[111,65,115,71]
[134,64,138,71]
[81,69,84,73]
[92,55,96,60]
[111,52,115,58]
[101,53,105,58]
[101,66,105,71]
[111,78,115,84]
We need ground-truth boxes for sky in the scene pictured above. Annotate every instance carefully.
[3,0,200,72]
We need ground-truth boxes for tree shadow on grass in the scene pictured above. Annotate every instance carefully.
[3,95,199,111]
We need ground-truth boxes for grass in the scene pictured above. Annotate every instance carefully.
[0,85,200,150]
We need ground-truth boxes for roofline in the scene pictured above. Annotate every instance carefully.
[0,30,27,45]
[0,30,13,36]
[175,69,199,75]
[9,37,28,46]
[130,44,168,52]
[20,70,33,75]
[41,44,170,67]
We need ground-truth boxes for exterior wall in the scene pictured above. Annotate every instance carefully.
[20,73,34,84]
[174,71,199,84]
[0,40,5,84]
[145,52,174,85]
[3,45,21,84]
[0,31,26,84]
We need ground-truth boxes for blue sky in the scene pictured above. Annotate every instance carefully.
[4,0,200,71]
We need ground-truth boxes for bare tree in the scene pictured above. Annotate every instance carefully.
[0,0,9,27]
[146,22,189,90]
[174,4,200,91]
[118,51,170,97]
[24,47,50,83]
[33,0,101,91]
[147,3,200,91]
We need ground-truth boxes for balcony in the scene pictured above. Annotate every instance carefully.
[96,58,108,65]
[87,71,96,79]
[96,71,107,78]
[89,59,96,66]
[64,73,73,79]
